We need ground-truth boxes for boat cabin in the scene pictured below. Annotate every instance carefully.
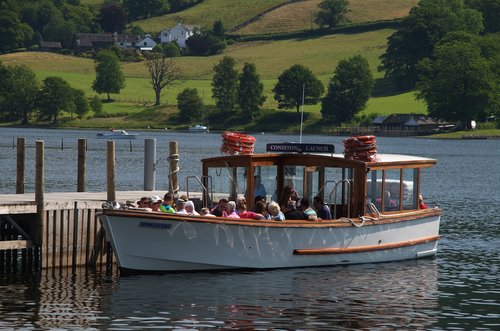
[197,146,436,219]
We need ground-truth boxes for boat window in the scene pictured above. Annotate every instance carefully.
[402,168,418,210]
[321,167,350,204]
[367,170,382,209]
[207,166,247,203]
[253,166,277,203]
[384,170,401,211]
[283,165,304,199]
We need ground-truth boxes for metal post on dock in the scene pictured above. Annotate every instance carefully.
[35,140,45,266]
[144,138,156,191]
[16,137,25,194]
[77,138,86,192]
[168,141,179,196]
[107,140,116,202]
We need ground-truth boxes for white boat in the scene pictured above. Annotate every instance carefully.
[98,140,441,273]
[96,129,138,139]
[188,124,209,132]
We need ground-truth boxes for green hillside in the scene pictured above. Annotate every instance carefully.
[0,26,427,125]
[135,0,287,32]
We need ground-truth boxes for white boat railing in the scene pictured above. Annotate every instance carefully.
[186,175,213,208]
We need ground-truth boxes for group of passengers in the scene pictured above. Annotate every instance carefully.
[122,185,333,221]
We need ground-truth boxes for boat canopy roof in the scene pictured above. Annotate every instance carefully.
[202,152,436,169]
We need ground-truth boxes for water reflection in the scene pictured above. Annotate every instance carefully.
[105,260,438,330]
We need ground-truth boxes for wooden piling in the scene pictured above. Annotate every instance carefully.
[168,141,179,196]
[107,140,116,202]
[77,138,86,192]
[35,140,45,267]
[16,137,25,194]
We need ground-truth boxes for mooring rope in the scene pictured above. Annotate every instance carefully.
[168,152,180,195]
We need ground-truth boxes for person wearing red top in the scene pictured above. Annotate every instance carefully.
[237,203,264,220]
[419,194,427,209]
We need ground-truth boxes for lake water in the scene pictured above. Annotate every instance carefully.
[0,128,499,330]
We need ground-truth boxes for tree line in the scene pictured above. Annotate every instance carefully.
[0,61,102,125]
[0,0,203,52]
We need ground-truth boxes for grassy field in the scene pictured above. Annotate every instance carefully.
[133,0,418,35]
[135,0,287,32]
[235,0,418,35]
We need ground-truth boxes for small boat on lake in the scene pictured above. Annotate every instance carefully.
[188,124,209,133]
[96,129,138,139]
[98,137,441,273]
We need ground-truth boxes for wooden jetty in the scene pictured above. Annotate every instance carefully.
[0,138,180,273]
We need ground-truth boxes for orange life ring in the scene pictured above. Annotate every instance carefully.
[221,131,256,155]
[343,135,378,162]
[352,135,375,141]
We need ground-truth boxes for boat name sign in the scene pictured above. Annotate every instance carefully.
[266,143,335,153]
[140,221,172,229]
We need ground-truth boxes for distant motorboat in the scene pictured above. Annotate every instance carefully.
[188,125,209,133]
[97,129,138,139]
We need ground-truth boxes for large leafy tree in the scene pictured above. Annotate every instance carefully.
[124,0,168,20]
[37,76,74,124]
[177,88,204,123]
[237,63,266,120]
[186,26,226,56]
[321,55,374,124]
[0,9,33,52]
[416,34,496,129]
[145,53,183,106]
[43,13,76,49]
[92,50,125,101]
[315,0,349,28]
[273,64,324,113]
[1,65,39,125]
[466,0,500,33]
[379,0,483,90]
[212,56,239,112]
[98,2,127,33]
[72,88,89,118]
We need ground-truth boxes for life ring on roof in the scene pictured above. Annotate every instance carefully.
[343,135,378,162]
[221,131,256,155]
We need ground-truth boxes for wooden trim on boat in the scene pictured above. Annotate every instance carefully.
[293,235,440,255]
[99,208,440,229]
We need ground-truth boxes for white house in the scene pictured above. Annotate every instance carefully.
[137,34,157,51]
[158,23,196,48]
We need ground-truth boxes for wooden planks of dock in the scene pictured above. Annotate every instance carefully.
[0,190,165,272]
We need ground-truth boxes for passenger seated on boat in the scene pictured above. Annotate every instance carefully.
[279,186,299,213]
[268,201,285,221]
[299,198,317,220]
[253,175,267,200]
[226,201,240,218]
[200,208,215,217]
[160,193,175,213]
[175,198,188,214]
[236,197,247,215]
[185,200,200,215]
[284,201,308,220]
[137,197,153,211]
[377,191,397,210]
[313,196,332,220]
[252,195,266,212]
[254,201,271,220]
[237,202,264,220]
[210,198,228,217]
[419,194,427,209]
[150,196,162,212]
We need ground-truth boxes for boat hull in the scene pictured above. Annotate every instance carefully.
[99,209,441,273]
